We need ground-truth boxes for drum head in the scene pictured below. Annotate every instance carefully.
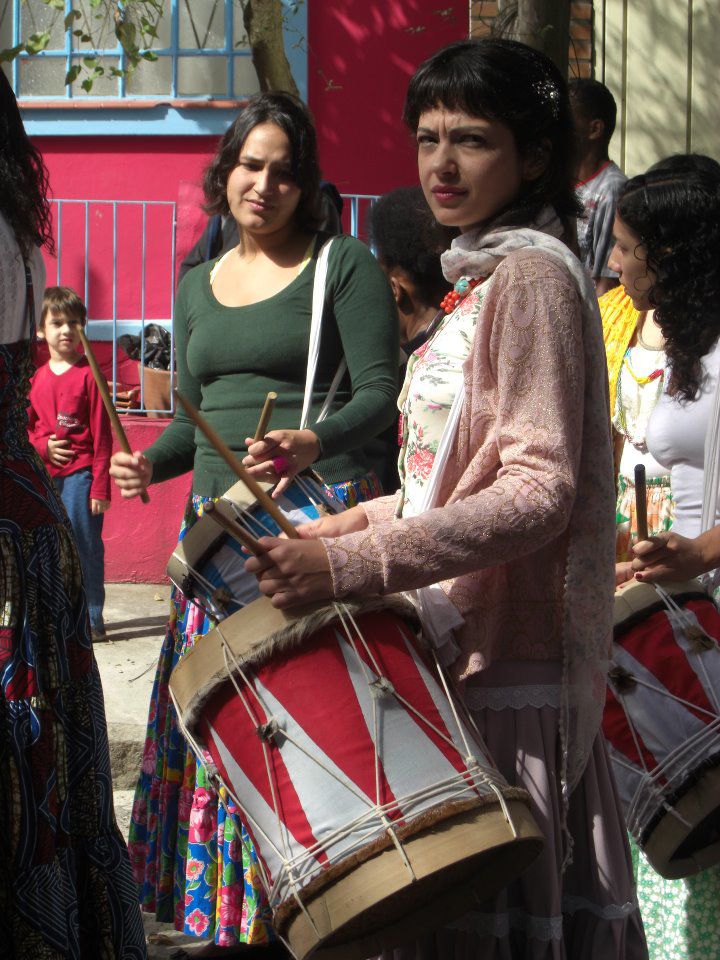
[281,799,543,960]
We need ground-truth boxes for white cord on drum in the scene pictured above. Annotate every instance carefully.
[184,602,513,913]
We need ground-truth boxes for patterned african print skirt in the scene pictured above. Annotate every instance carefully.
[128,473,382,946]
[616,473,674,562]
[0,337,146,959]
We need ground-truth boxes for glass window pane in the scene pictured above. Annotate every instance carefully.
[22,0,66,51]
[177,55,227,96]
[179,0,225,51]
[0,4,13,52]
[233,2,248,45]
[145,4,172,51]
[125,57,173,96]
[233,54,260,98]
[70,56,121,97]
[18,56,67,97]
[72,0,118,51]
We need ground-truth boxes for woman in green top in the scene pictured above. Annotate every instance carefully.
[110,91,399,952]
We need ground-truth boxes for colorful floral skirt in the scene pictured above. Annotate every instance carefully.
[128,473,382,946]
[616,473,674,561]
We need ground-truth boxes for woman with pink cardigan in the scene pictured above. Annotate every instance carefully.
[246,39,648,959]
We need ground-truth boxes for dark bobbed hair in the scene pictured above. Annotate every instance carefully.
[41,286,87,328]
[367,186,453,307]
[203,91,322,232]
[0,70,53,257]
[403,38,581,227]
[568,78,618,142]
[617,153,720,401]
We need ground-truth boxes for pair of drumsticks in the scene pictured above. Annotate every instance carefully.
[80,331,287,556]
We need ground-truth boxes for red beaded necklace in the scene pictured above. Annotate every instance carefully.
[439,276,483,313]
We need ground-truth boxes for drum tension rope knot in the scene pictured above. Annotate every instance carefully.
[369,676,395,699]
[256,717,284,745]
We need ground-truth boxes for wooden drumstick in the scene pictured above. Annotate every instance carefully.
[203,501,264,556]
[634,463,648,542]
[78,327,150,504]
[254,391,277,442]
[174,389,298,539]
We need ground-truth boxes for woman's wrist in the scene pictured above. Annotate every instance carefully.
[695,526,720,573]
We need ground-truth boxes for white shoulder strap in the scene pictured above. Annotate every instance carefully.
[300,237,334,430]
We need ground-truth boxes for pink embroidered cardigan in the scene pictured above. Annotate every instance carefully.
[322,245,616,788]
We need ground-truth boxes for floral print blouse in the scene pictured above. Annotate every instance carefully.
[398,280,487,517]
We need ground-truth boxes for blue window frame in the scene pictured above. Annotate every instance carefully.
[3,0,307,136]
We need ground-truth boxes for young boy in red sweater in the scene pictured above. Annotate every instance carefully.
[28,287,112,641]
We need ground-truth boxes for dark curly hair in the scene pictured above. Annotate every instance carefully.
[403,38,582,229]
[617,153,720,402]
[0,70,53,257]
[203,91,322,232]
[367,187,453,307]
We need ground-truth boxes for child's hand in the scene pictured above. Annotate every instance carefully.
[90,499,110,516]
[47,433,75,467]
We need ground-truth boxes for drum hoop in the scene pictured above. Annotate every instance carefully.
[638,747,720,847]
[269,789,532,935]
[614,580,708,636]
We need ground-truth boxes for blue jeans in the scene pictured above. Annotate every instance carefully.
[55,468,105,630]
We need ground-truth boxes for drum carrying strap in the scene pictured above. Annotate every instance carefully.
[300,237,347,430]
[405,383,466,664]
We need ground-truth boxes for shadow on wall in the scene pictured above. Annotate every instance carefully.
[602,0,720,175]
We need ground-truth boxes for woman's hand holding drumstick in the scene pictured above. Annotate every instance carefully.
[78,327,150,503]
[630,462,710,583]
[244,391,320,498]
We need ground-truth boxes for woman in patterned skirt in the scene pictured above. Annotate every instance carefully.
[110,92,399,952]
[0,72,146,959]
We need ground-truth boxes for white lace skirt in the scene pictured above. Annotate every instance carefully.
[381,661,649,960]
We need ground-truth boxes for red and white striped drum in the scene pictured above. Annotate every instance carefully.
[603,580,720,879]
[170,596,543,960]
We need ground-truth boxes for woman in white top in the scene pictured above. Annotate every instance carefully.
[612,155,720,585]
[612,153,720,960]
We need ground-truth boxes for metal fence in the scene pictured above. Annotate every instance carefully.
[47,193,378,416]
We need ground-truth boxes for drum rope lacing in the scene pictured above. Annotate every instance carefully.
[186,601,516,929]
[610,583,720,837]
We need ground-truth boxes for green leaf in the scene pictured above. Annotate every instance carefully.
[25,31,52,54]
[0,44,24,64]
[64,10,81,29]
[64,64,82,85]
[81,78,94,92]
[45,0,65,9]
[140,50,157,61]
[83,56,98,67]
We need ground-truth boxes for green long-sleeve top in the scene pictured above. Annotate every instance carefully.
[146,233,400,497]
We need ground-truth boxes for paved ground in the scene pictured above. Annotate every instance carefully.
[97,583,203,958]
[99,583,288,958]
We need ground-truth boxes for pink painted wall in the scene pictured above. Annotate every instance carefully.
[104,418,189,583]
[308,1,467,195]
